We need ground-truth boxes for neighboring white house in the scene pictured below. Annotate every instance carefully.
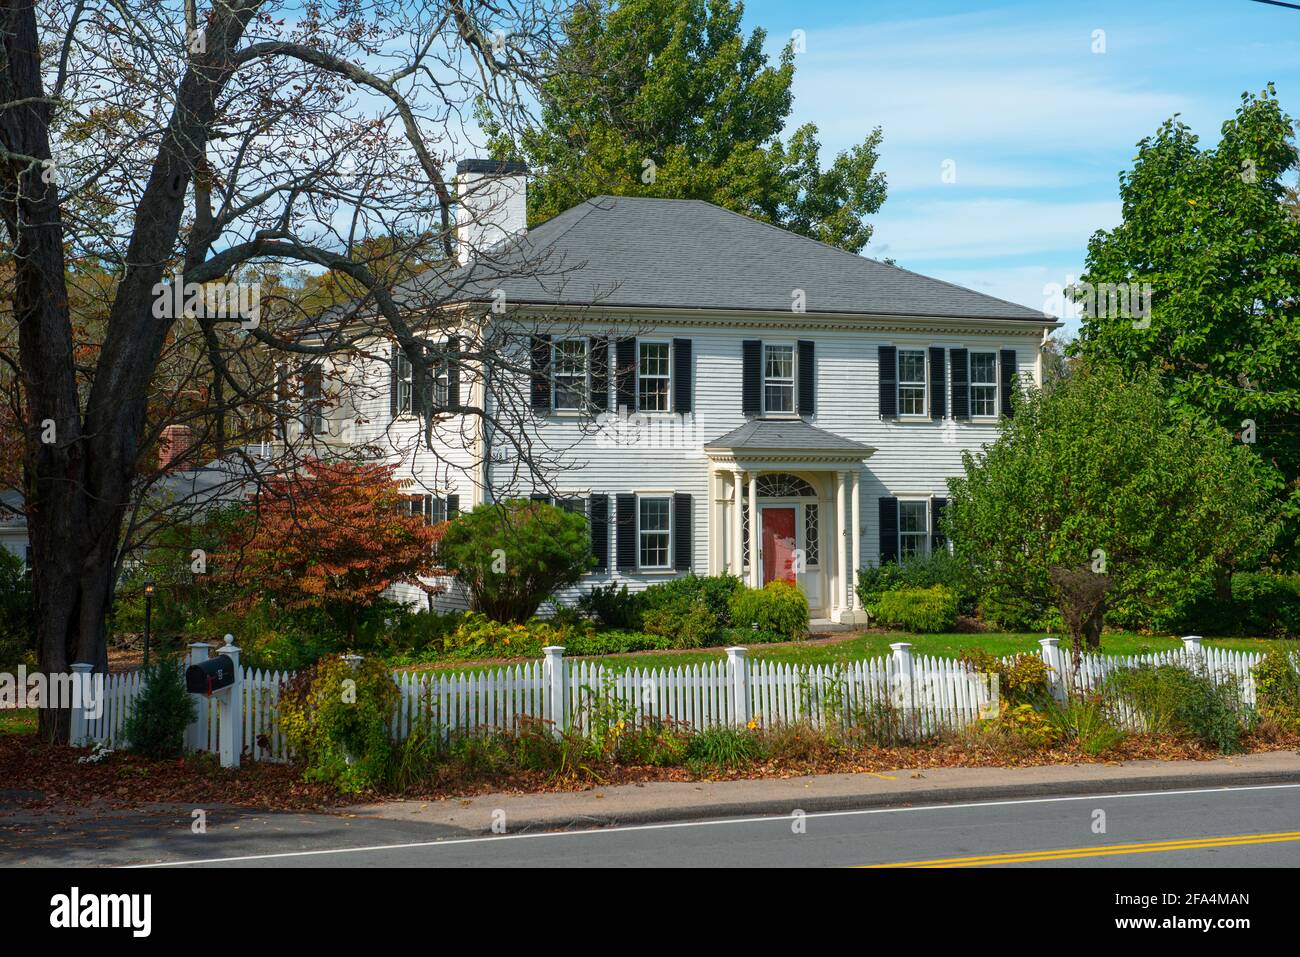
[0,489,28,571]
[291,160,1060,623]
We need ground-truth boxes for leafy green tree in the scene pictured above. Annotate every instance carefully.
[1073,86,1300,566]
[439,500,593,623]
[482,0,887,252]
[944,366,1279,653]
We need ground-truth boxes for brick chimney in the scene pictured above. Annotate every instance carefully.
[158,425,194,472]
[455,159,529,266]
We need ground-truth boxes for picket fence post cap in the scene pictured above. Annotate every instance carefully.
[724,646,748,657]
[1181,635,1204,649]
[1039,637,1060,648]
[70,662,94,673]
[188,641,211,650]
[889,642,913,653]
[221,634,236,648]
[541,645,566,656]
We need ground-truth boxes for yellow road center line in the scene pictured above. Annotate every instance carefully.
[864,830,1300,867]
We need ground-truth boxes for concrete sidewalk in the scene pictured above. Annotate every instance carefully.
[346,750,1300,834]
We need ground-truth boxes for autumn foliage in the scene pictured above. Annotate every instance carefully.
[222,459,441,636]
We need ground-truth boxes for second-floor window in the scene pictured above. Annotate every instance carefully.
[553,338,588,411]
[395,350,414,414]
[638,342,670,412]
[763,344,795,414]
[970,351,998,416]
[898,349,926,416]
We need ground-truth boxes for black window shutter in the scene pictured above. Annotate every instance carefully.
[531,335,551,412]
[928,346,946,420]
[999,348,1017,418]
[389,344,399,418]
[589,337,609,414]
[615,337,636,412]
[672,338,693,413]
[741,340,762,416]
[615,493,637,571]
[797,340,815,416]
[950,348,969,421]
[673,493,692,572]
[879,496,899,564]
[878,345,897,419]
[447,335,460,409]
[931,497,948,551]
[589,494,609,571]
[417,342,434,415]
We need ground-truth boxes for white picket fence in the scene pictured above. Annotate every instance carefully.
[80,636,1266,762]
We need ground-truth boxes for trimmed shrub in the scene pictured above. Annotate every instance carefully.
[122,659,197,759]
[960,648,1052,706]
[727,580,809,641]
[576,583,642,630]
[280,655,400,793]
[857,551,977,617]
[439,500,593,623]
[875,585,959,633]
[641,598,717,649]
[640,574,744,627]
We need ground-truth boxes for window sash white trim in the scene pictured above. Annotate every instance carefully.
[897,348,928,417]
[897,498,930,562]
[762,342,796,415]
[636,340,672,413]
[969,350,999,418]
[636,494,672,571]
[552,338,589,412]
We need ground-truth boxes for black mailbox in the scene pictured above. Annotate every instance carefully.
[185,655,235,695]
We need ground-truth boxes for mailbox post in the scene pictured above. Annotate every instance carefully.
[184,635,242,768]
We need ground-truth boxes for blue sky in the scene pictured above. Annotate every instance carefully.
[739,0,1300,335]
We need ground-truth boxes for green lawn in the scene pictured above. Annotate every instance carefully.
[0,708,37,735]
[401,631,1278,674]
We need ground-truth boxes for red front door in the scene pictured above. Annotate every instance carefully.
[761,507,798,585]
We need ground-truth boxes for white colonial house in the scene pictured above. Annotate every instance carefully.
[291,160,1059,624]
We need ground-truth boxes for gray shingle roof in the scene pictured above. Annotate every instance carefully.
[706,418,875,455]
[391,195,1047,322]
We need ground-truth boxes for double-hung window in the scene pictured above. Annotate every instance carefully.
[638,496,671,570]
[969,351,998,416]
[553,339,588,411]
[763,344,795,414]
[637,342,670,412]
[302,365,324,436]
[395,350,414,415]
[898,349,927,416]
[898,500,929,561]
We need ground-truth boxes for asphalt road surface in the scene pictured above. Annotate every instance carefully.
[105,783,1300,868]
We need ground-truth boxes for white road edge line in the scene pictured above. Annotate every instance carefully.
[124,781,1300,867]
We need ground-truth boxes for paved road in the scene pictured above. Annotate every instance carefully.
[83,782,1298,868]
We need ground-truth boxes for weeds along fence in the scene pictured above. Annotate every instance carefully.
[78,636,1264,763]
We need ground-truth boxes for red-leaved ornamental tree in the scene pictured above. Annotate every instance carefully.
[221,459,441,639]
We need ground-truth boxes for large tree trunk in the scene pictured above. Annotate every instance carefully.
[1,0,257,742]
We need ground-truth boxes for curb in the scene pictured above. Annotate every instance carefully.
[490,768,1300,834]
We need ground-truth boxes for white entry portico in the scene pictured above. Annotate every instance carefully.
[704,419,875,623]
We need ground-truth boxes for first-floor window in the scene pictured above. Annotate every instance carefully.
[970,351,998,416]
[763,344,795,413]
[553,339,588,411]
[899,500,929,561]
[637,341,670,412]
[302,364,324,436]
[898,349,926,416]
[638,496,671,569]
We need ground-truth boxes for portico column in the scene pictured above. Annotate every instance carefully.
[731,468,745,577]
[748,470,759,587]
[835,470,848,618]
[850,470,862,613]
